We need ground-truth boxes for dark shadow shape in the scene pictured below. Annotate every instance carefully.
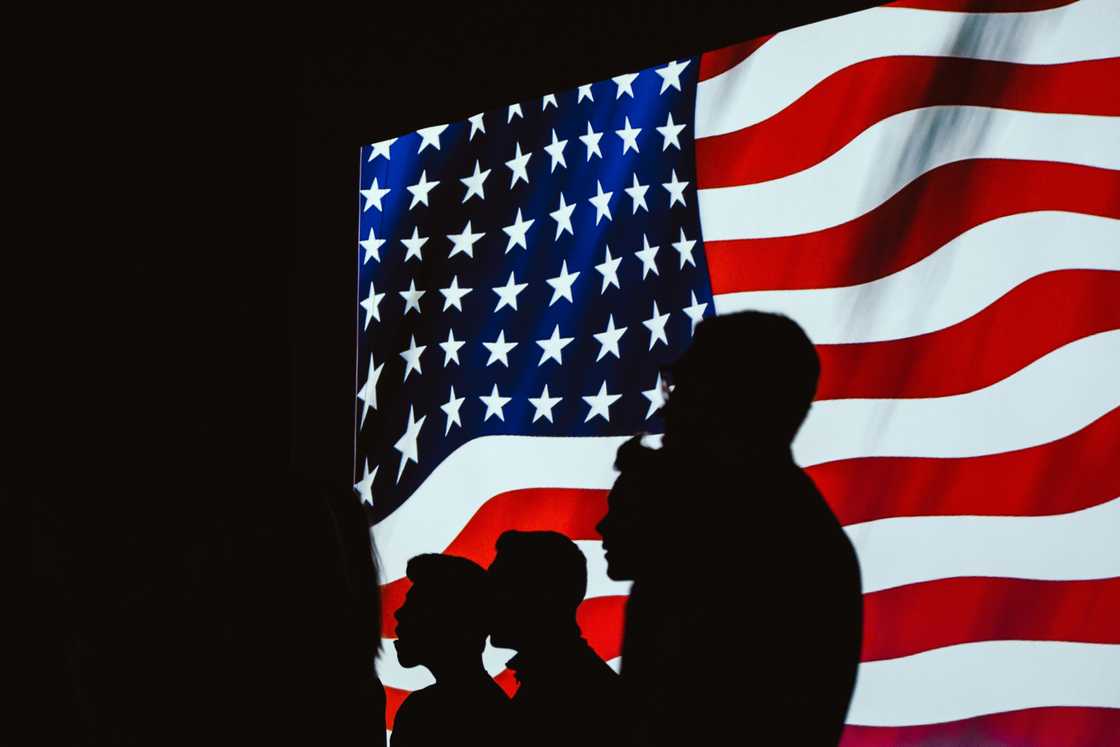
[488,530,621,747]
[392,554,510,746]
[616,311,863,747]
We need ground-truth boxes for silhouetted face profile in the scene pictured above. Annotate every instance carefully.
[487,531,587,650]
[597,436,659,581]
[394,554,490,670]
[661,310,820,448]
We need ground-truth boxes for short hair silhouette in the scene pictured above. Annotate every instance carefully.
[392,553,511,747]
[395,553,491,668]
[597,435,662,581]
[488,530,587,649]
[663,310,819,444]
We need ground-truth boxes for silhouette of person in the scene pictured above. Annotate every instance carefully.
[597,434,662,583]
[391,553,510,746]
[487,530,621,747]
[619,311,863,747]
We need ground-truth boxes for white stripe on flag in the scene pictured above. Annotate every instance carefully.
[847,640,1120,726]
[697,108,1120,241]
[712,212,1120,343]
[695,0,1120,137]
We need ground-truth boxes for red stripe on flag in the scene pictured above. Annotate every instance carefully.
[703,160,1120,294]
[885,0,1077,11]
[696,57,1120,188]
[815,271,1120,400]
[697,35,773,81]
[840,706,1120,747]
[863,577,1120,662]
[808,408,1120,526]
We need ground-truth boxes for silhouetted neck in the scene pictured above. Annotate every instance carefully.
[506,627,591,682]
[426,652,490,684]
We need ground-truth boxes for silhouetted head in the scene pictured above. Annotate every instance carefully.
[394,554,491,670]
[596,436,661,581]
[662,311,819,447]
[487,530,587,650]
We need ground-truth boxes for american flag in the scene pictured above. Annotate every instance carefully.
[356,0,1120,743]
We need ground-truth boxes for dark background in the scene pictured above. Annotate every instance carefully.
[34,3,884,743]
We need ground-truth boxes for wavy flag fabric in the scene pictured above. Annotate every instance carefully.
[354,0,1120,742]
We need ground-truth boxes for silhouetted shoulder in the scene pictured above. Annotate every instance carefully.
[392,679,510,747]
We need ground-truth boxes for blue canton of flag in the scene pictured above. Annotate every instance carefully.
[355,57,712,522]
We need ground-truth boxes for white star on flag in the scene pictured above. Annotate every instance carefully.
[360,177,390,212]
[656,113,686,151]
[359,282,385,329]
[492,272,528,311]
[544,129,568,173]
[448,221,485,259]
[642,301,671,350]
[399,279,425,315]
[593,315,627,361]
[642,373,667,419]
[407,170,440,208]
[460,160,490,203]
[550,193,576,239]
[583,381,622,422]
[615,116,641,155]
[536,324,574,366]
[508,103,523,123]
[595,246,623,293]
[401,227,428,263]
[577,84,594,103]
[546,260,580,305]
[635,234,660,279]
[353,460,377,506]
[588,180,613,224]
[529,384,563,423]
[368,137,396,162]
[612,72,639,99]
[360,227,386,264]
[399,335,426,381]
[672,228,697,268]
[479,384,512,422]
[654,59,689,93]
[441,386,465,434]
[579,122,603,161]
[417,124,448,153]
[394,406,426,482]
[468,113,485,140]
[482,330,518,367]
[683,291,708,333]
[624,174,649,214]
[356,354,384,426]
[506,143,532,187]
[439,329,466,366]
[439,275,473,311]
[503,208,534,252]
[663,169,689,207]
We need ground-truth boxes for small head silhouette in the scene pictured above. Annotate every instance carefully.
[596,435,661,581]
[487,530,587,650]
[394,553,491,670]
[662,310,819,446]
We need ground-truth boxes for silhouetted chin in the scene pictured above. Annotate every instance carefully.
[604,556,628,581]
[394,637,420,669]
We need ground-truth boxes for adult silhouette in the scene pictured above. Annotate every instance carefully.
[487,530,621,747]
[618,311,863,747]
[391,553,510,746]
